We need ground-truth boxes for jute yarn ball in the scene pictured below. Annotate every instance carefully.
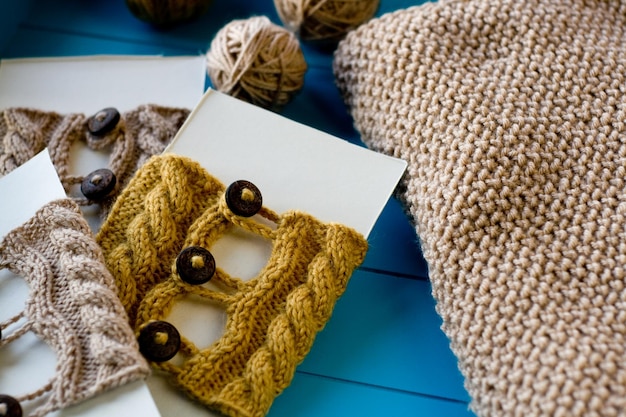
[206,16,307,110]
[126,0,212,27]
[274,0,380,41]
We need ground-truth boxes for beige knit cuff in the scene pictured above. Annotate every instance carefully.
[0,199,150,417]
[0,105,189,209]
[334,1,626,416]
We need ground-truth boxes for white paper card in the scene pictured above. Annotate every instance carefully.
[0,149,66,238]
[166,89,407,238]
[0,150,161,417]
[147,89,407,417]
[0,55,206,114]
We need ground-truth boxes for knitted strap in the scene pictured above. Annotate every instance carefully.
[0,105,189,208]
[0,199,149,417]
[333,1,626,416]
[97,154,368,417]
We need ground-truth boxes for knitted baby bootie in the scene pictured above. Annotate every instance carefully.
[96,153,368,417]
[334,1,626,416]
[0,199,150,417]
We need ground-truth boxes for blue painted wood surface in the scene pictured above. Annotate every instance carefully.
[0,0,476,415]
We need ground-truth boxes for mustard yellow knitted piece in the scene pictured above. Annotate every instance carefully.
[96,154,368,417]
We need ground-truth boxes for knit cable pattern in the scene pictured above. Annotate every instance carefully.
[0,199,150,417]
[0,105,189,209]
[96,154,368,417]
[334,1,626,416]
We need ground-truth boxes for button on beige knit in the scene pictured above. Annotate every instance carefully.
[334,1,626,416]
[0,105,189,209]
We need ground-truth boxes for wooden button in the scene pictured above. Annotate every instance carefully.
[138,321,181,362]
[225,180,262,217]
[176,246,215,285]
[81,169,117,200]
[0,395,22,417]
[87,107,120,136]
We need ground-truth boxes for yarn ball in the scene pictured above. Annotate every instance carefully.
[206,16,307,110]
[274,0,380,42]
[125,0,212,27]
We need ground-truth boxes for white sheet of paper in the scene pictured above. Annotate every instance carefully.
[0,55,206,114]
[148,89,407,417]
[0,55,207,417]
[166,89,407,238]
[0,150,161,417]
[0,149,66,238]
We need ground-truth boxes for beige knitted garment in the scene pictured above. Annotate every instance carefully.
[0,105,189,208]
[0,199,150,417]
[334,1,626,416]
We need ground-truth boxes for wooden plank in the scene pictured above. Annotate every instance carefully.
[299,269,469,402]
[2,27,192,58]
[271,371,475,417]
[0,0,33,56]
[19,0,345,68]
[19,0,280,54]
[364,197,429,278]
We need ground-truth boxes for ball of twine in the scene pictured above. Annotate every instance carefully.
[126,0,212,27]
[206,16,307,110]
[274,0,380,42]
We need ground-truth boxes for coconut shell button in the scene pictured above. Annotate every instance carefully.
[0,395,22,417]
[81,169,117,200]
[87,107,120,136]
[225,180,262,217]
[176,246,216,285]
[138,321,181,362]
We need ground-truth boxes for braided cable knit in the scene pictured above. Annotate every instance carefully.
[0,199,149,417]
[97,154,368,417]
[0,105,189,209]
[97,155,223,323]
[0,109,66,173]
[334,1,626,416]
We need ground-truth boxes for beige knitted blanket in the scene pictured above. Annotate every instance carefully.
[334,1,626,416]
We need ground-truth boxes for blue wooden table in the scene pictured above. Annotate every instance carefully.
[0,1,476,415]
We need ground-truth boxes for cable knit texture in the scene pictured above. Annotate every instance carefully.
[334,1,626,416]
[0,105,189,208]
[0,199,149,417]
[96,154,368,417]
